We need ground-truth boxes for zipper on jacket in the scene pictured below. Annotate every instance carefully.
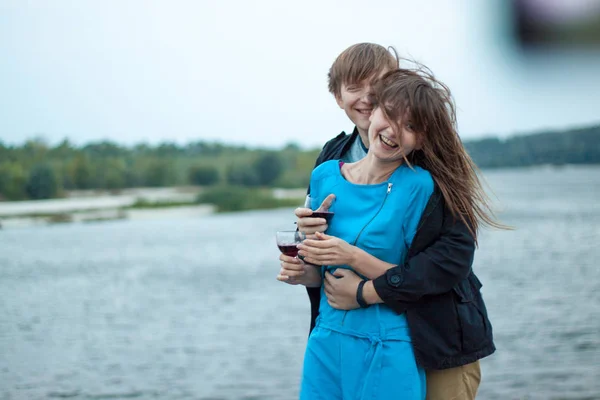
[352,183,393,246]
[341,182,393,326]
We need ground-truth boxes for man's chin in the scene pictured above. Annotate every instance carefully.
[356,122,371,133]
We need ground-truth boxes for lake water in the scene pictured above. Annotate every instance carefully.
[1,165,599,400]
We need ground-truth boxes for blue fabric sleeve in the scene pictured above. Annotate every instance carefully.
[309,160,338,208]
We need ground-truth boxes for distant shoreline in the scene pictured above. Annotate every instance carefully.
[2,164,598,230]
[1,124,598,205]
[0,187,305,230]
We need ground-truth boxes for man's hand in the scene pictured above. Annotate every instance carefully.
[276,253,321,287]
[295,194,336,236]
[297,232,357,267]
[323,269,362,310]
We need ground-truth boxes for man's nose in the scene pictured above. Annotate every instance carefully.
[359,89,372,104]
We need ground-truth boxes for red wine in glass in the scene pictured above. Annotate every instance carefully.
[311,211,334,223]
[307,194,334,224]
[277,244,299,257]
[275,230,306,257]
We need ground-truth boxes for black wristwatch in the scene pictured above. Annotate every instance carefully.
[356,279,369,308]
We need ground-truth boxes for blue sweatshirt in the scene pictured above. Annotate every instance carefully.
[309,160,433,335]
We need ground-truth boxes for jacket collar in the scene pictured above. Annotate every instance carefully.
[336,126,361,158]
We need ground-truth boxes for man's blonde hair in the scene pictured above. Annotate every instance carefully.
[328,43,399,97]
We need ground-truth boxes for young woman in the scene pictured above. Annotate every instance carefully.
[279,67,501,399]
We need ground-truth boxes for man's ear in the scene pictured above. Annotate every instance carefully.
[335,94,344,109]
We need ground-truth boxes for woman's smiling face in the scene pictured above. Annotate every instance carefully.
[367,106,421,162]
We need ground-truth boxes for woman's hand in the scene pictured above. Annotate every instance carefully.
[297,232,357,267]
[295,194,335,237]
[323,269,362,310]
[276,253,321,287]
[295,207,327,237]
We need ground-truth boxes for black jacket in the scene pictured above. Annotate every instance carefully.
[306,128,495,370]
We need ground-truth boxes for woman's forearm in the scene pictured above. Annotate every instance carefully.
[362,280,384,304]
[349,247,396,280]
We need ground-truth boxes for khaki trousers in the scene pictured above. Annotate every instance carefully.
[425,361,481,400]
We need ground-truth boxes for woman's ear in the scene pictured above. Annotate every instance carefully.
[413,134,423,151]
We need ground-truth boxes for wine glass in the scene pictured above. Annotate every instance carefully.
[306,194,334,223]
[275,230,306,257]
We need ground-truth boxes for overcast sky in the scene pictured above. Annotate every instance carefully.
[1,0,600,148]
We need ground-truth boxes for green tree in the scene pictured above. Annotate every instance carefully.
[83,141,126,158]
[49,139,75,160]
[0,141,10,163]
[101,159,127,190]
[69,155,93,189]
[22,138,49,165]
[188,165,220,186]
[254,153,283,186]
[226,163,259,186]
[0,162,27,200]
[154,142,182,158]
[25,164,59,200]
[144,159,175,187]
[283,142,301,151]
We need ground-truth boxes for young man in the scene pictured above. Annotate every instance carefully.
[278,43,494,400]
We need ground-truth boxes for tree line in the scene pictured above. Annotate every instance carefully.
[0,124,598,201]
[464,125,600,168]
[0,140,319,200]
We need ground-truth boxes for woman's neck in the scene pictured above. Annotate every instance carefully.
[346,155,402,184]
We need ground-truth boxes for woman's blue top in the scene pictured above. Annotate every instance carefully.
[309,160,434,337]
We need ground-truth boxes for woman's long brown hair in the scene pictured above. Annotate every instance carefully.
[373,67,507,241]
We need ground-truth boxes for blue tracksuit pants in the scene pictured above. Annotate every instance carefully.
[300,321,426,400]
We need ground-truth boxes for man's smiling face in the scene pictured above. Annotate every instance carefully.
[335,78,377,136]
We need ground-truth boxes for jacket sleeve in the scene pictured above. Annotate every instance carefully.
[372,203,476,314]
